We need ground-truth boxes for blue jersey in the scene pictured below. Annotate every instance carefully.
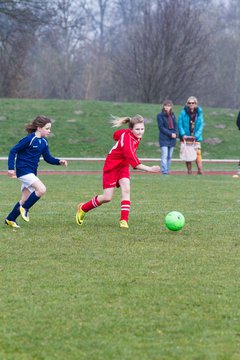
[8,133,60,177]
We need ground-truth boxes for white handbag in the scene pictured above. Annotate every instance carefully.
[180,140,197,161]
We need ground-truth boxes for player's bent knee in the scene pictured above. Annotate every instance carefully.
[36,186,47,197]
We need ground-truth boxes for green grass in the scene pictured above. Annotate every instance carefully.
[0,98,239,159]
[1,173,240,360]
[0,98,239,358]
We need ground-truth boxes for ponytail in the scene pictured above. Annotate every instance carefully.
[111,116,131,128]
[111,114,144,129]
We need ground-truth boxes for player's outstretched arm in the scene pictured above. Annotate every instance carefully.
[135,164,160,173]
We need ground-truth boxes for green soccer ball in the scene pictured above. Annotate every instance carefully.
[164,211,185,231]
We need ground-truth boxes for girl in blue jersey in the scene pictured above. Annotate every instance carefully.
[5,115,68,228]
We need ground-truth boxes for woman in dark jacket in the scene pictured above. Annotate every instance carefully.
[157,100,177,174]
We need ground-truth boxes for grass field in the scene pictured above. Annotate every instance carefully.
[1,172,240,360]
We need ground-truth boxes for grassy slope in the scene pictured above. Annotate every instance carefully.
[0,98,239,159]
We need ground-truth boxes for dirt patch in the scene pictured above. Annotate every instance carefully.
[147,142,159,147]
[67,119,77,123]
[203,137,222,145]
[144,118,153,124]
[214,124,225,129]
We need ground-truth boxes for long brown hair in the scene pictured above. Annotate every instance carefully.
[25,115,52,134]
[111,114,144,129]
[162,99,173,112]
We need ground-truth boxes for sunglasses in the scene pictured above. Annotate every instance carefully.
[188,102,195,105]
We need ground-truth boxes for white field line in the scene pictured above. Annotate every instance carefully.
[0,157,238,163]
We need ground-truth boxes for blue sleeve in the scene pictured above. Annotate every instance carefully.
[8,136,31,170]
[178,111,186,138]
[157,113,162,131]
[194,112,204,140]
[42,146,60,165]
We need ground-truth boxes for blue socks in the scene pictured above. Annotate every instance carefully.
[6,192,41,223]
[6,202,20,221]
[22,192,40,210]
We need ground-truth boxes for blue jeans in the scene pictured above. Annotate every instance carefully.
[161,146,174,174]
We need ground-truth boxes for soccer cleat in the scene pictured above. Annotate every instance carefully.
[20,206,29,222]
[76,203,86,225]
[5,219,20,228]
[119,220,129,229]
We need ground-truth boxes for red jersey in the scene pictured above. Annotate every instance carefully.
[103,129,141,172]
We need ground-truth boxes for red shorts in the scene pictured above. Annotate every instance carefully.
[102,166,130,189]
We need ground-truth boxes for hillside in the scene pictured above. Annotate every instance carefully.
[0,98,238,159]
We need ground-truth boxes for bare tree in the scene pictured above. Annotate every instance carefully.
[110,0,211,103]
[22,0,90,99]
[0,0,52,96]
[113,0,147,27]
[0,24,35,97]
[209,0,240,108]
[1,0,238,108]
[76,0,113,100]
[0,0,50,24]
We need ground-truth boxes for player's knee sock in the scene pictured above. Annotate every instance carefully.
[82,196,101,212]
[22,192,40,210]
[120,200,131,222]
[6,202,20,221]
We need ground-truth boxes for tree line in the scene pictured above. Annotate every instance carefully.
[0,0,239,108]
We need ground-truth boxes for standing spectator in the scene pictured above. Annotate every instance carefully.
[178,96,204,175]
[237,111,240,175]
[157,100,177,175]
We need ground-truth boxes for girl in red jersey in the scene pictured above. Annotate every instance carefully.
[76,115,160,229]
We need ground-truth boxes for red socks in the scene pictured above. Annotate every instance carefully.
[81,197,131,223]
[120,200,131,222]
[82,196,100,212]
